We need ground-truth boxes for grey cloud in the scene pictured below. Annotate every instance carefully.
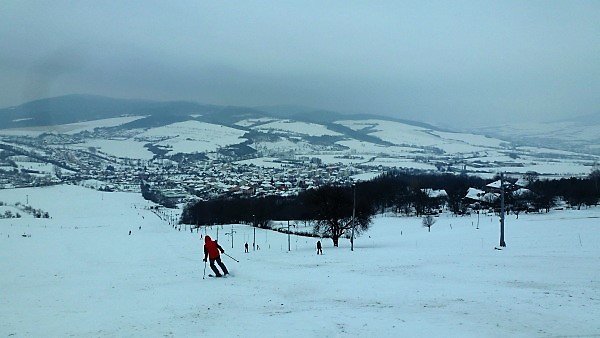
[0,1,598,128]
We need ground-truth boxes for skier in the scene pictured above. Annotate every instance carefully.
[244,242,249,253]
[203,235,229,277]
[316,240,323,255]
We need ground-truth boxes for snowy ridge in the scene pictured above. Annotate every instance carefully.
[1,107,598,178]
[473,119,600,155]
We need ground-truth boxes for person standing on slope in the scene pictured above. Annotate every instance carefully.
[203,235,229,277]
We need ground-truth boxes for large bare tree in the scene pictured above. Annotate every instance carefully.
[304,185,374,247]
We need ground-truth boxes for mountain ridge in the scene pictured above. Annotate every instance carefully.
[0,94,442,132]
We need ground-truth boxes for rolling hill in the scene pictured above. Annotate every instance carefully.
[1,95,598,178]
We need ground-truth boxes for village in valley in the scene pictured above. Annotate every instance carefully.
[1,108,597,214]
[0,130,369,205]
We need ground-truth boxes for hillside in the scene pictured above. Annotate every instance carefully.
[1,185,599,336]
[1,95,598,182]
[473,115,600,156]
[0,94,265,130]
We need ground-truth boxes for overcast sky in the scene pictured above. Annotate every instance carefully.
[1,1,598,128]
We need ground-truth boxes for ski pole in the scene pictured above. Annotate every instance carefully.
[223,252,239,263]
[203,259,207,279]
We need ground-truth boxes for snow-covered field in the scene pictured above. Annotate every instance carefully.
[256,120,342,137]
[1,185,599,337]
[137,121,248,154]
[0,116,146,137]
[2,114,597,177]
[72,139,155,160]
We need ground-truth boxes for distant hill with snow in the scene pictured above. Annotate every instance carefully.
[1,95,598,178]
[0,94,270,130]
[472,114,600,156]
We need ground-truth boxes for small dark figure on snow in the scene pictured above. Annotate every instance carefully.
[316,240,323,255]
[203,235,229,277]
[128,230,131,235]
[244,242,249,253]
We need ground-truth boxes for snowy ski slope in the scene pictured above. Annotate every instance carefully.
[1,185,599,336]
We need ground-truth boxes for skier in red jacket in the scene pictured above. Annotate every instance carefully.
[203,235,229,277]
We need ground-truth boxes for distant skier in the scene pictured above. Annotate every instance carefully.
[203,235,229,277]
[128,230,131,235]
[316,240,322,255]
[244,242,249,253]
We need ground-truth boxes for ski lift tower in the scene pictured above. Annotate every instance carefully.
[225,225,236,249]
[486,172,515,248]
[351,183,356,251]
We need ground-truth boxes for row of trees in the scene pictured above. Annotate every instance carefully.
[181,185,374,246]
[0,202,49,218]
[529,174,599,211]
[180,169,600,245]
[141,182,177,208]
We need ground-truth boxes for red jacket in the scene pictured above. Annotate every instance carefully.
[204,235,223,259]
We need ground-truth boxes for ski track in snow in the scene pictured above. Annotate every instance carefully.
[1,185,599,337]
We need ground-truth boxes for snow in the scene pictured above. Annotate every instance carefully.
[368,157,438,171]
[256,120,342,137]
[465,188,486,201]
[422,188,448,198]
[0,116,146,136]
[234,157,288,169]
[351,172,382,182]
[336,119,509,156]
[137,121,247,154]
[478,121,600,144]
[234,117,277,127]
[486,180,503,189]
[61,116,147,135]
[1,185,600,336]
[431,131,505,148]
[503,161,593,177]
[73,139,155,160]
[14,161,56,175]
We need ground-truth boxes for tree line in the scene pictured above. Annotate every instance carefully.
[181,186,373,247]
[180,169,600,245]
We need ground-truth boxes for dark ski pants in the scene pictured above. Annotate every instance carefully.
[209,256,229,276]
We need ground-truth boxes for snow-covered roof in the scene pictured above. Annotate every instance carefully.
[513,188,532,197]
[486,180,502,189]
[422,188,448,198]
[465,188,485,201]
[515,178,529,187]
[465,188,499,203]
[482,192,499,203]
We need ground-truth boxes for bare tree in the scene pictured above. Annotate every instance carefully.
[305,185,374,247]
[523,171,539,186]
[422,215,436,232]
